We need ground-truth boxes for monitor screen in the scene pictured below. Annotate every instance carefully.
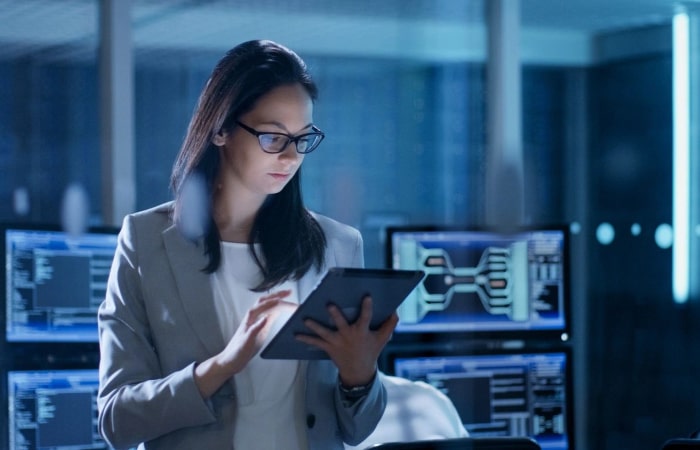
[391,349,572,450]
[7,369,108,450]
[4,225,119,342]
[386,227,569,337]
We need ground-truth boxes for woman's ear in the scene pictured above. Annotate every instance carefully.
[212,131,227,146]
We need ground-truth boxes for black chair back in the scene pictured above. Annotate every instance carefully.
[366,437,541,450]
[661,439,700,449]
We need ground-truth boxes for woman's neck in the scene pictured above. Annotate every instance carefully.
[213,189,266,243]
[217,218,254,243]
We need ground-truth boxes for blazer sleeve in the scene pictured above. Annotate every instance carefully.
[96,214,215,449]
[334,373,387,446]
[316,217,387,446]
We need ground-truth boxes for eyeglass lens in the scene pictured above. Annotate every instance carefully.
[258,133,323,154]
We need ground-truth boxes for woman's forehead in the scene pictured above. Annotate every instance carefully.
[241,84,314,130]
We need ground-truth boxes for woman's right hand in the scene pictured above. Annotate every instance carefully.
[194,289,293,398]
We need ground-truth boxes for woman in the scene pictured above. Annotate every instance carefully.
[97,40,396,450]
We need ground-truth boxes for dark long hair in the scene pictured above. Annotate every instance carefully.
[169,40,326,291]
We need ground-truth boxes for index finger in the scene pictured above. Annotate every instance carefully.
[258,289,292,304]
[355,295,373,327]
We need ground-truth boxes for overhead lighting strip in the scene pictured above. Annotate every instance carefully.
[673,8,690,303]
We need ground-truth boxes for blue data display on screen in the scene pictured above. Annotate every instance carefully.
[4,227,118,342]
[8,369,108,449]
[393,351,571,450]
[389,229,568,334]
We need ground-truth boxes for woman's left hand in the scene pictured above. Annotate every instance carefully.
[295,295,398,386]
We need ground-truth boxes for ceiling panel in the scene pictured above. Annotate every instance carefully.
[0,0,688,64]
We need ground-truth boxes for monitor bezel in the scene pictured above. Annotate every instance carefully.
[6,367,105,450]
[384,224,572,341]
[1,222,120,346]
[380,342,575,450]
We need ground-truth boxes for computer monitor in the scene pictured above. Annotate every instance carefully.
[389,349,572,450]
[386,226,569,338]
[3,225,119,342]
[7,368,108,450]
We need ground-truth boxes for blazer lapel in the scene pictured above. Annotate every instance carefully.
[162,225,225,355]
[298,246,337,302]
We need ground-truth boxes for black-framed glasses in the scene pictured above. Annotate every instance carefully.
[236,121,325,154]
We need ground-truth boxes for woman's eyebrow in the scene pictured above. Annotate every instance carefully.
[258,120,314,134]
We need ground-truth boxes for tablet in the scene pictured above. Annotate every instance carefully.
[260,267,425,360]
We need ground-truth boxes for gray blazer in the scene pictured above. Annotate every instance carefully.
[97,202,386,450]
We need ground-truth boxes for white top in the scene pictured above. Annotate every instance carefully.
[344,373,469,450]
[210,241,308,450]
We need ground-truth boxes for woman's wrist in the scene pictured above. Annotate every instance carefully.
[194,355,237,399]
[338,370,377,397]
[338,363,378,387]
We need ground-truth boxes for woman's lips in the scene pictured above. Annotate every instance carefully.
[269,172,291,181]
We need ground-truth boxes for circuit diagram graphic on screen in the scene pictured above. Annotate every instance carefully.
[391,230,566,333]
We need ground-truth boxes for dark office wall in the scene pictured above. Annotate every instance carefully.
[134,61,210,210]
[0,61,100,224]
[587,52,700,449]
[522,66,568,224]
[0,53,569,252]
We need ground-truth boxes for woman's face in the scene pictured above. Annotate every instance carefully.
[215,83,314,201]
